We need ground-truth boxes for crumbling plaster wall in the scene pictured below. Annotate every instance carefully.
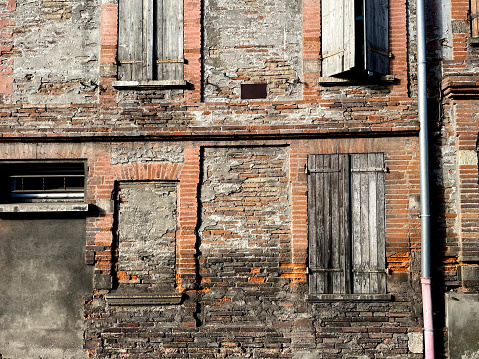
[12,0,100,104]
[203,0,302,101]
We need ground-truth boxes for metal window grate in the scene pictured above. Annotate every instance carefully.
[5,162,85,200]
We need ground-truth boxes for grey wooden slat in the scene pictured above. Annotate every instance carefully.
[118,0,145,80]
[323,155,332,293]
[145,0,154,79]
[156,0,184,80]
[339,154,351,294]
[307,155,319,294]
[331,154,341,293]
[321,0,355,76]
[359,153,370,294]
[351,154,362,293]
[376,153,386,293]
[368,153,379,293]
[365,0,389,74]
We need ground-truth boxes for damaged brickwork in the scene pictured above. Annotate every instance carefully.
[0,0,475,357]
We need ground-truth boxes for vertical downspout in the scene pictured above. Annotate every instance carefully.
[416,0,435,357]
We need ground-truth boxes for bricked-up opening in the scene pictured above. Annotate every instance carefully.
[0,161,85,203]
[241,83,267,99]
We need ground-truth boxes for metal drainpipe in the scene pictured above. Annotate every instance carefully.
[416,0,435,356]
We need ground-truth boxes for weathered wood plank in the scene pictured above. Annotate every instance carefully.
[339,154,351,294]
[118,0,145,80]
[368,153,379,294]
[351,154,362,293]
[308,155,319,294]
[473,0,479,37]
[365,0,389,74]
[321,0,355,76]
[156,0,184,80]
[376,153,386,293]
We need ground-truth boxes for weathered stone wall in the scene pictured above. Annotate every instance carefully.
[11,0,100,104]
[203,0,302,102]
[0,0,464,356]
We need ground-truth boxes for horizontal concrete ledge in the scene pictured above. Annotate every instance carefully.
[0,202,89,213]
[307,294,393,302]
[113,80,188,89]
[319,75,396,86]
[106,293,184,306]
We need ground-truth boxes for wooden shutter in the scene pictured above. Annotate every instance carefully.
[308,154,351,294]
[350,153,386,294]
[364,0,389,75]
[118,0,184,81]
[321,0,356,77]
[156,0,184,80]
[472,0,479,37]
[118,0,146,81]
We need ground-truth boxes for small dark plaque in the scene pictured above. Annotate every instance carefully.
[241,83,267,99]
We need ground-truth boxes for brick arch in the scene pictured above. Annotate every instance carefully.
[113,162,182,181]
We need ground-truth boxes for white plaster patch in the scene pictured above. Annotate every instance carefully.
[458,150,478,166]
[408,332,424,354]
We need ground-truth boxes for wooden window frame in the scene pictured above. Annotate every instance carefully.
[114,0,187,88]
[320,0,390,79]
[306,153,390,301]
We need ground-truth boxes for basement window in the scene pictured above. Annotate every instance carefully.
[0,161,86,203]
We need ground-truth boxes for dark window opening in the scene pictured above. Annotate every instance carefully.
[0,161,86,202]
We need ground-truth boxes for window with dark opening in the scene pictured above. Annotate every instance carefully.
[0,161,85,202]
[321,0,389,78]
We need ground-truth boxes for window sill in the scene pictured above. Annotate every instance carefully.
[113,80,188,90]
[470,37,479,46]
[318,75,396,86]
[0,202,89,213]
[307,294,393,302]
[105,292,184,306]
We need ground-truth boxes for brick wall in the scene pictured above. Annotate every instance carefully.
[0,0,460,356]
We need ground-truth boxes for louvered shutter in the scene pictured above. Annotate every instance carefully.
[350,153,386,294]
[364,0,389,75]
[321,0,356,77]
[156,0,184,80]
[472,0,479,37]
[308,154,351,294]
[118,0,146,81]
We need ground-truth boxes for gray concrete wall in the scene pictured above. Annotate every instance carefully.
[446,293,479,359]
[0,214,92,359]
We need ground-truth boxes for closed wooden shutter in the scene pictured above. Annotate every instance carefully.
[472,0,479,37]
[156,0,184,80]
[118,0,184,81]
[308,153,386,295]
[118,0,146,81]
[321,0,356,77]
[350,153,386,294]
[364,0,389,75]
[308,154,351,294]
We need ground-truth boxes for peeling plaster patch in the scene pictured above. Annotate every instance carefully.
[13,0,100,104]
[462,350,479,359]
[408,332,424,354]
[110,145,184,165]
[204,0,302,101]
[458,150,478,166]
